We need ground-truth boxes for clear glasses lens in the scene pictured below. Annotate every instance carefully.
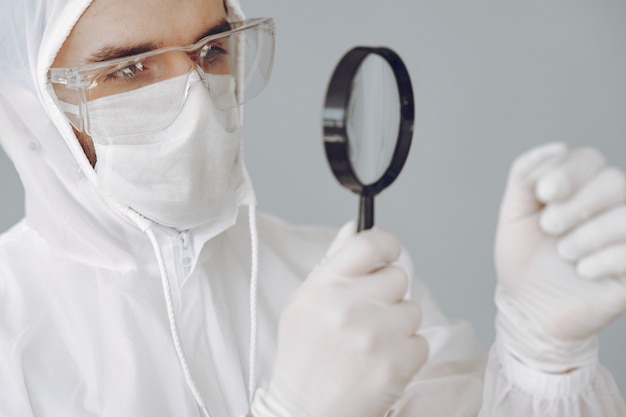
[48,18,275,135]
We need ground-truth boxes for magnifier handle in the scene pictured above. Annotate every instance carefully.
[358,195,374,232]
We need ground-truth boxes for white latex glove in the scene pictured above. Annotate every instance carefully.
[495,143,626,373]
[251,222,429,417]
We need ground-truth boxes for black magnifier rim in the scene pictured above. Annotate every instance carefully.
[323,46,414,197]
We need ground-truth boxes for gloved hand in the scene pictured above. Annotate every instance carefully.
[495,143,626,373]
[251,222,429,417]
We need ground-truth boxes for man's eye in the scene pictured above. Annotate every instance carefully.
[106,62,145,81]
[199,44,228,68]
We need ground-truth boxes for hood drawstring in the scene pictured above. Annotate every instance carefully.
[248,204,260,404]
[124,205,260,417]
[146,226,211,417]
[124,208,210,417]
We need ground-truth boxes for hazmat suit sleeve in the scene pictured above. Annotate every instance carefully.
[390,250,626,417]
[392,143,626,416]
[478,343,626,416]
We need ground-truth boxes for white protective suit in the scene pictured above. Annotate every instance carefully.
[0,0,625,416]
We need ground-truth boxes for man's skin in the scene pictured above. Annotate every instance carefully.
[52,0,229,167]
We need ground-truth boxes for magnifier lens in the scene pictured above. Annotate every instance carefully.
[346,55,401,185]
[323,46,414,231]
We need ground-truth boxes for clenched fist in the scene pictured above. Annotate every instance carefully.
[495,143,626,373]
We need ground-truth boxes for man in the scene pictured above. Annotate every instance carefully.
[1,0,625,416]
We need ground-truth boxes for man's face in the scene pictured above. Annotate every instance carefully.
[52,0,228,167]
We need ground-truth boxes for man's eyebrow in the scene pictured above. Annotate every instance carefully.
[193,19,232,43]
[85,42,162,64]
[83,19,232,65]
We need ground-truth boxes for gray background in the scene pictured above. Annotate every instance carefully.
[2,0,625,397]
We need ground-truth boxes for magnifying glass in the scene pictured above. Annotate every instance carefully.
[323,46,415,232]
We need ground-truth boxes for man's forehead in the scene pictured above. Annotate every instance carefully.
[85,19,231,64]
[57,0,228,67]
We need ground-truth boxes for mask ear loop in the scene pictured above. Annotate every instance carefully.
[49,84,85,134]
[55,99,80,119]
[235,29,247,109]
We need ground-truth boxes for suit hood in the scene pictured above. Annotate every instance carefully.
[0,0,248,269]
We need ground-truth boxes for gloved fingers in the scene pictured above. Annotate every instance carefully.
[577,243,626,279]
[385,301,422,336]
[364,331,428,387]
[352,302,421,348]
[509,143,569,184]
[535,147,607,204]
[557,204,626,261]
[541,167,626,236]
[393,333,429,379]
[325,220,358,260]
[324,228,402,277]
[499,142,568,222]
[344,265,410,304]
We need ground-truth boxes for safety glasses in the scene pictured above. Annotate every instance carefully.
[47,17,275,135]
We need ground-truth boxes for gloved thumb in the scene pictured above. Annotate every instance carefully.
[325,220,358,260]
[499,143,568,223]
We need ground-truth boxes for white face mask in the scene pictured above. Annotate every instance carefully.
[90,71,253,231]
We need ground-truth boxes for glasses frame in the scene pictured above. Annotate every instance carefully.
[48,17,275,90]
[47,17,275,133]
